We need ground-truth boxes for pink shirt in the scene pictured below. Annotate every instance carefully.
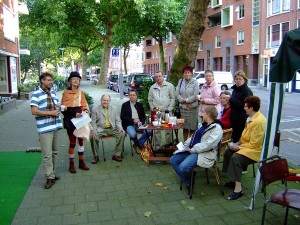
[198,80,221,116]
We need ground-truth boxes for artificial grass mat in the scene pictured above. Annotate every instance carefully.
[0,151,41,225]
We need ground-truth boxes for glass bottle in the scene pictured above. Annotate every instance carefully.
[164,110,170,123]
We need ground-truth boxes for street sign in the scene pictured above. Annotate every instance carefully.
[112,48,119,57]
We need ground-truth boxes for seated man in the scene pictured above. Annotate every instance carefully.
[90,94,125,163]
[222,96,266,200]
[170,106,223,190]
[120,89,152,154]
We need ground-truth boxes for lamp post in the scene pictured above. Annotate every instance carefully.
[59,48,65,76]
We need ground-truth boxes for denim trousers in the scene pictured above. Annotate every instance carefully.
[126,125,152,146]
[170,152,198,186]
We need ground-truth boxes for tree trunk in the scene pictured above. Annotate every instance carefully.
[123,47,129,74]
[158,37,165,75]
[81,51,88,80]
[169,0,210,84]
[99,34,112,85]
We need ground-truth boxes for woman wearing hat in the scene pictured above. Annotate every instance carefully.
[61,71,90,173]
[176,65,199,141]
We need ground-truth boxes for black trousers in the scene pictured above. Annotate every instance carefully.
[222,149,256,182]
[231,121,245,143]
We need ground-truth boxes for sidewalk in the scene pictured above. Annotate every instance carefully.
[1,82,299,225]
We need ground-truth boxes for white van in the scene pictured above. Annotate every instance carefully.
[193,71,234,90]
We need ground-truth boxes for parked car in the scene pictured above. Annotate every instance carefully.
[86,72,91,80]
[123,73,152,95]
[193,71,233,90]
[112,74,128,92]
[106,74,118,90]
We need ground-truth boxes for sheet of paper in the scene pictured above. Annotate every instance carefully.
[173,142,190,154]
[71,112,92,129]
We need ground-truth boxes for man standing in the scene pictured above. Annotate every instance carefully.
[90,94,125,163]
[121,89,152,153]
[148,71,175,148]
[31,72,63,189]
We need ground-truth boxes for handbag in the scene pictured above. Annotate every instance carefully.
[141,144,154,163]
[173,102,181,118]
[174,78,183,118]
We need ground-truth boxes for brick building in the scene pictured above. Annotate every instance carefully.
[0,0,28,95]
[142,0,300,92]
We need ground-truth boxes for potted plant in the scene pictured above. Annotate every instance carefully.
[83,91,94,112]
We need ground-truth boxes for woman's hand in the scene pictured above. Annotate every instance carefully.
[75,113,82,118]
[229,143,240,151]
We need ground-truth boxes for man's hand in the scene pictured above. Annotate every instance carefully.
[119,128,126,134]
[133,118,140,124]
[180,99,186,104]
[49,109,61,116]
[91,132,97,139]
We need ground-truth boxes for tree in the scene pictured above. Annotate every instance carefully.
[135,0,187,74]
[169,0,210,84]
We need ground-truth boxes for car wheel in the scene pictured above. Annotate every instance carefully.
[221,85,227,90]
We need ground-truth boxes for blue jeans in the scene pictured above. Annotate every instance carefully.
[126,125,152,147]
[170,152,198,186]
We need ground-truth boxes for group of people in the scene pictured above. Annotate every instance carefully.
[31,68,266,201]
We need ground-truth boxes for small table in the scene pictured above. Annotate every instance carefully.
[139,123,184,165]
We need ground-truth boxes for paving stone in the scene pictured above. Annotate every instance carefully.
[26,206,52,218]
[151,212,179,224]
[222,211,252,224]
[64,195,86,205]
[88,210,113,223]
[41,197,64,207]
[111,207,137,219]
[119,196,143,208]
[51,205,74,215]
[63,212,88,225]
[85,193,107,202]
[11,217,37,225]
[198,204,227,217]
[97,199,121,210]
[75,202,98,213]
[37,215,63,225]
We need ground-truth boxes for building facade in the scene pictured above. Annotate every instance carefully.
[0,0,28,95]
[142,0,300,92]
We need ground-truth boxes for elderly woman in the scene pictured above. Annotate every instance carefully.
[170,106,223,190]
[176,65,199,141]
[61,72,90,173]
[219,91,232,129]
[197,70,221,120]
[222,96,266,200]
[230,70,253,143]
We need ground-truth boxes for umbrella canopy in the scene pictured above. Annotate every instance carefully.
[249,28,300,210]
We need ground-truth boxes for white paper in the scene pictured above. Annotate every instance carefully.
[173,142,190,154]
[71,112,92,129]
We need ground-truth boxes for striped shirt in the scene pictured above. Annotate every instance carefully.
[30,87,63,134]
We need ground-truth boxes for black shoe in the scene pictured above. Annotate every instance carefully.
[44,179,55,189]
[227,191,243,200]
[223,181,235,189]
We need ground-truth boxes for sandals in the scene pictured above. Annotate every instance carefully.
[228,191,243,200]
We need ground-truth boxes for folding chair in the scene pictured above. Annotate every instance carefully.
[259,155,300,225]
[180,139,224,199]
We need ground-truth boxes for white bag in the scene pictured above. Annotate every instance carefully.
[73,124,92,141]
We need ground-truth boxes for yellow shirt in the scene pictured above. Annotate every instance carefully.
[237,111,267,162]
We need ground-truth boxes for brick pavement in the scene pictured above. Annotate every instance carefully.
[1,81,299,225]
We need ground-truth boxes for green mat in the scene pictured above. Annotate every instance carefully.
[0,151,41,225]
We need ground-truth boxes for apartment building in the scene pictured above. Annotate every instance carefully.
[142,0,300,92]
[0,0,28,95]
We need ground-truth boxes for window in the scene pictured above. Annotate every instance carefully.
[266,22,290,48]
[298,0,300,8]
[221,6,233,27]
[237,30,244,45]
[146,52,152,59]
[298,18,300,28]
[215,36,221,48]
[198,40,203,51]
[165,32,172,43]
[156,51,159,58]
[211,0,222,8]
[267,0,290,16]
[238,4,245,19]
[146,39,152,47]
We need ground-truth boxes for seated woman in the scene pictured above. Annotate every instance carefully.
[170,106,223,190]
[222,96,266,200]
[218,91,231,129]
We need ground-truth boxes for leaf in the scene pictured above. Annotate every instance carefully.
[75,212,81,216]
[156,182,163,187]
[144,211,152,217]
[181,200,187,205]
[147,189,152,193]
[187,206,194,210]
[163,186,169,190]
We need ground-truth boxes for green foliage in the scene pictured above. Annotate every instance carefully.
[138,80,155,113]
[83,91,94,105]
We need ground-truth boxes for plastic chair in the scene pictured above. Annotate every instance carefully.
[180,139,224,199]
[259,155,300,225]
